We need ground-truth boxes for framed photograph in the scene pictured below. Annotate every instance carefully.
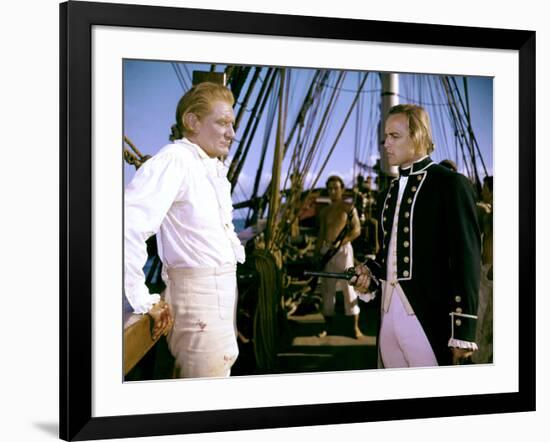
[60,1,535,440]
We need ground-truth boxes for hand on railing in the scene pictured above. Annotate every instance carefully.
[147,299,173,340]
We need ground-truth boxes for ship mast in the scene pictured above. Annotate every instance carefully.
[379,73,399,178]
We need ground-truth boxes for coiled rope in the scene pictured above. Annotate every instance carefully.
[252,249,282,372]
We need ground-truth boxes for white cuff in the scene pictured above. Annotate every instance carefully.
[357,292,376,303]
[447,338,478,351]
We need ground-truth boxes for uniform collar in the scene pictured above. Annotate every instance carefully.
[401,156,433,175]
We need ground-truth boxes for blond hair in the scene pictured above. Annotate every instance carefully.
[170,82,234,141]
[388,104,435,154]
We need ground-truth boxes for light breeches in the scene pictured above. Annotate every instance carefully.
[165,264,239,378]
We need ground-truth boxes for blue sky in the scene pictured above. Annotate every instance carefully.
[124,60,493,212]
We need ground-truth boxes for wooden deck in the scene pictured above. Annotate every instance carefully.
[273,301,379,374]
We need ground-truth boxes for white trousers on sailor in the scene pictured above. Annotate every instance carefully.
[378,282,438,368]
[321,242,360,317]
[164,264,239,378]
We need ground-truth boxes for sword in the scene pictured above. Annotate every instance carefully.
[303,258,382,290]
[303,267,358,281]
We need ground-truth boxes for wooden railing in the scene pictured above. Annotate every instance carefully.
[123,312,161,376]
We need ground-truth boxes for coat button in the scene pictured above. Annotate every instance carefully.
[403,270,409,277]
[404,256,410,263]
[388,194,392,198]
[407,198,412,204]
[404,212,410,218]
[404,226,409,233]
[455,307,463,313]
[411,186,417,192]
[404,241,409,247]
[455,319,462,326]
[455,295,462,303]
[417,175,422,181]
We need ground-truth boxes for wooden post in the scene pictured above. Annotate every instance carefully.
[265,68,286,251]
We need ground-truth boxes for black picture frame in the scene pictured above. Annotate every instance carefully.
[60,1,536,440]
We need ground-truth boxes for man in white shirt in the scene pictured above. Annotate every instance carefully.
[124,82,245,378]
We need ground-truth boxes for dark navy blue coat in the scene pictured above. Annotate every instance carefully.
[375,157,481,365]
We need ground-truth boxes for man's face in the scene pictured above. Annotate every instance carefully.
[327,180,344,202]
[384,113,418,168]
[192,100,235,158]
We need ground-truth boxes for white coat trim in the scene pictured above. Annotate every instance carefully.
[398,169,428,282]
[380,178,399,239]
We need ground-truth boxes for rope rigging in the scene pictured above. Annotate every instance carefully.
[449,76,489,178]
[440,76,485,188]
[171,62,188,91]
[228,68,278,189]
[270,72,369,250]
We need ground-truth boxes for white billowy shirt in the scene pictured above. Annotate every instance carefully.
[124,138,246,314]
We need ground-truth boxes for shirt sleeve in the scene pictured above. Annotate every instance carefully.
[124,151,187,314]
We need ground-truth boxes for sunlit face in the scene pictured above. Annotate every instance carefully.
[327,179,344,202]
[187,100,235,158]
[384,113,421,168]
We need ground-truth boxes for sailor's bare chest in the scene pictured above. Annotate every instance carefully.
[323,203,349,241]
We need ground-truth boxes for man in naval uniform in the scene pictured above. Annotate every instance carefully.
[352,104,480,367]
